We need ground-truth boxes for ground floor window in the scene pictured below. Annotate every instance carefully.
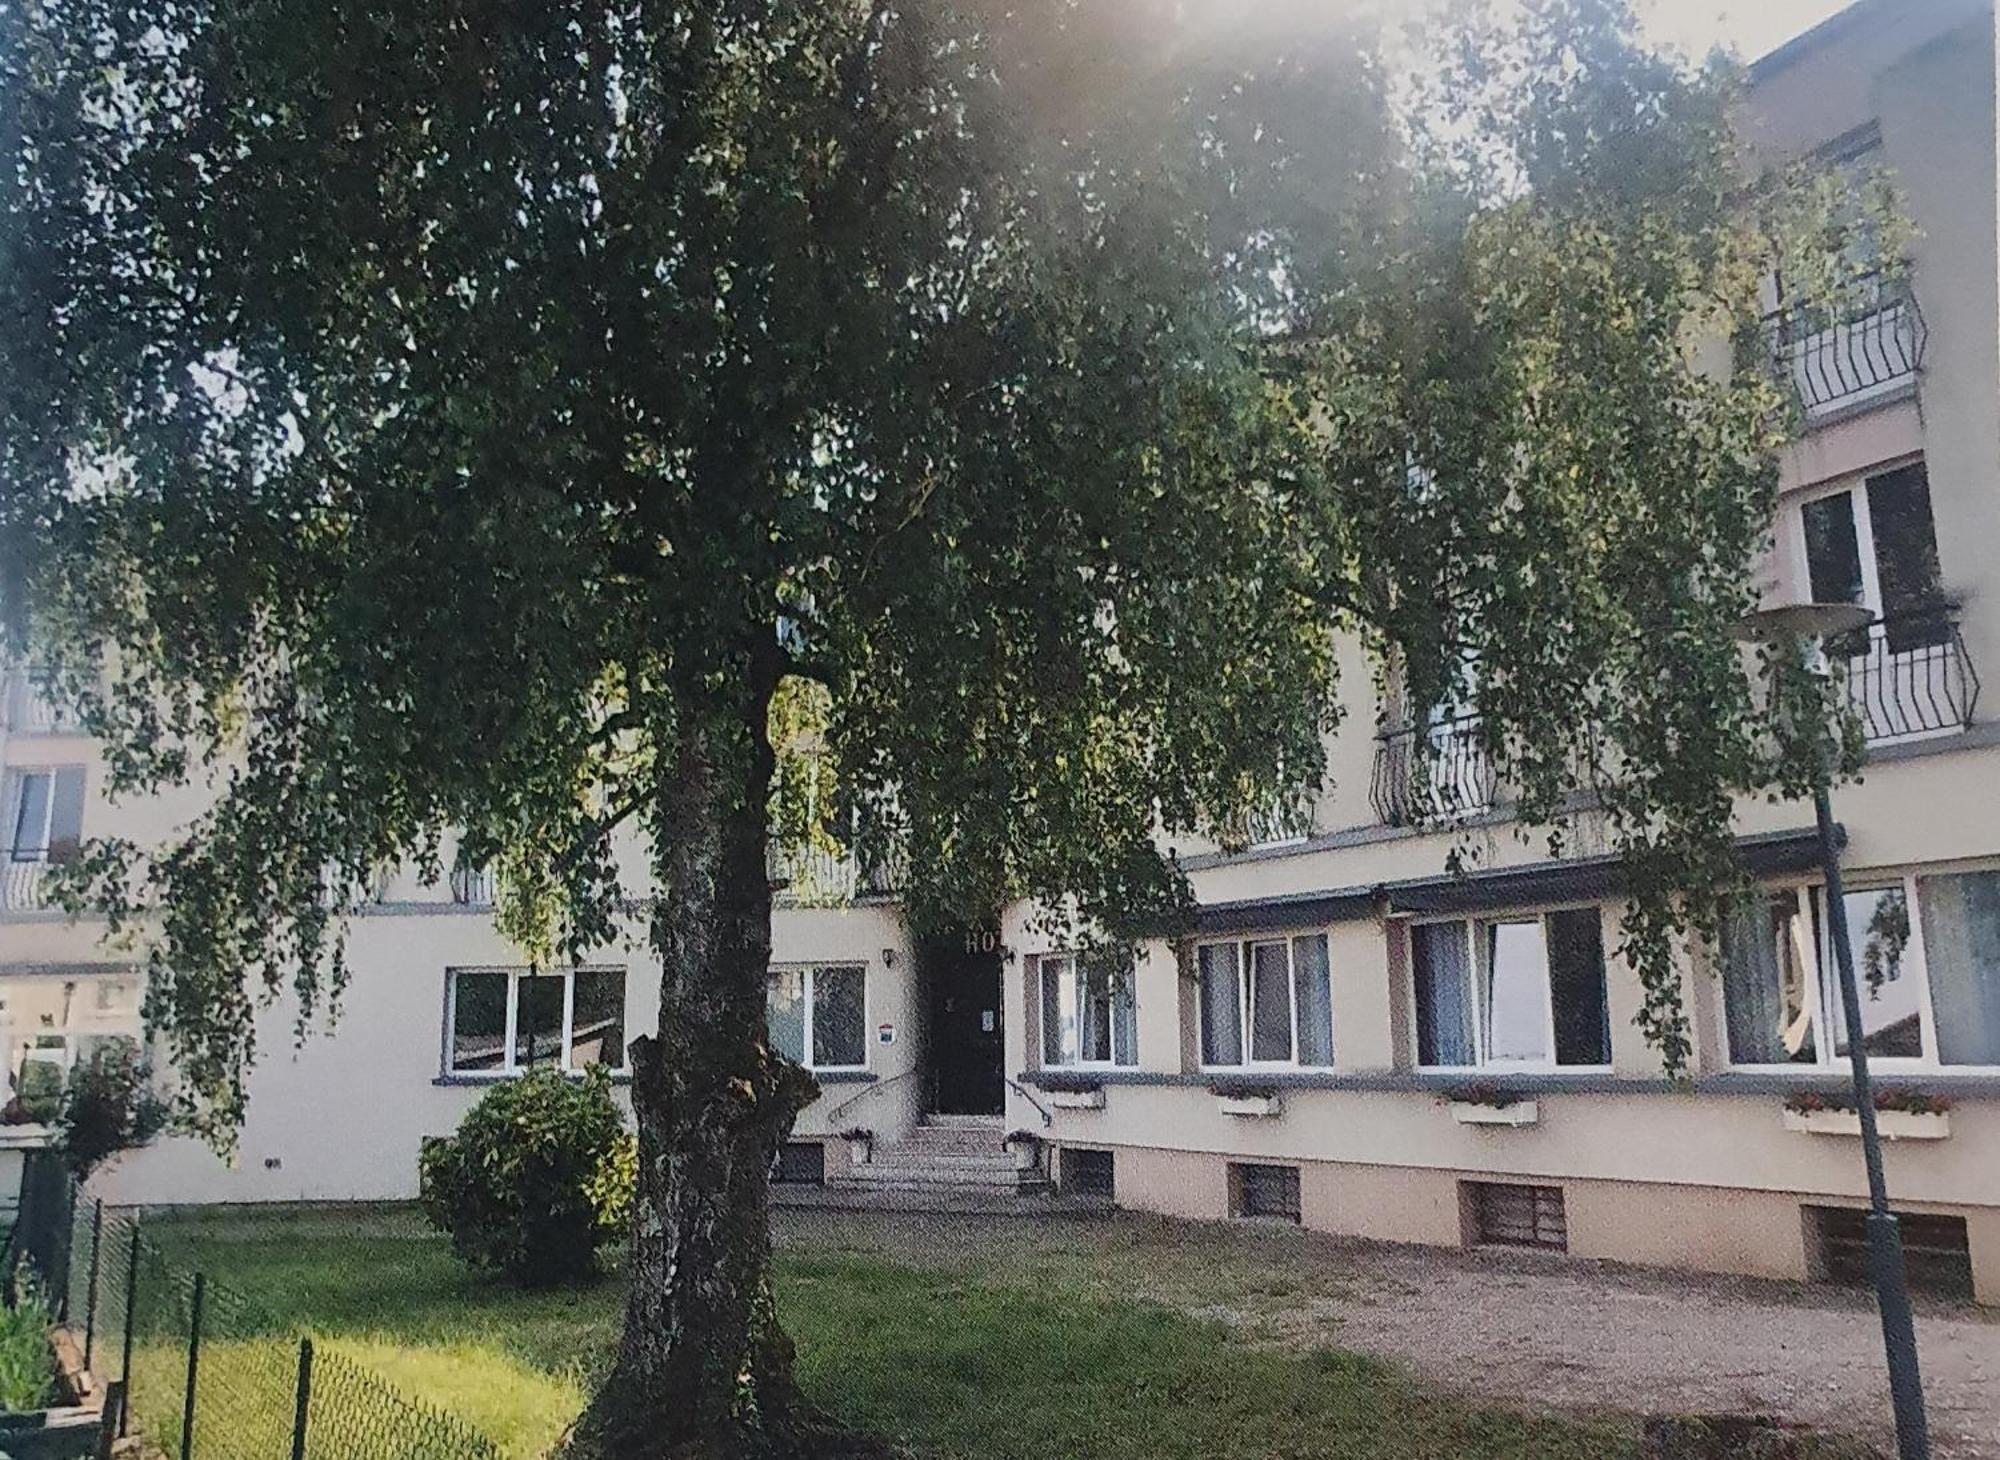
[1039,952,1138,1068]
[768,964,867,1071]
[445,967,627,1076]
[1412,909,1609,1070]
[1198,933,1333,1068]
[1721,870,2000,1070]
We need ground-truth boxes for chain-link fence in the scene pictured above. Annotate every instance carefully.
[16,1156,503,1460]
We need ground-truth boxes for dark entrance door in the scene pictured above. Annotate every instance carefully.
[922,928,1005,1115]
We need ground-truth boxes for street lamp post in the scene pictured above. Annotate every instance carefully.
[1735,602,1930,1460]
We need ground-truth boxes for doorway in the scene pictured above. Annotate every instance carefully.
[920,928,1005,1116]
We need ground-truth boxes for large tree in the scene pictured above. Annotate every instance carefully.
[2,0,1862,1454]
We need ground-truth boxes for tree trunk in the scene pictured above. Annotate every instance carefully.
[560,674,879,1460]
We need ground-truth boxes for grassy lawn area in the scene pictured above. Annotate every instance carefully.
[141,1205,1645,1460]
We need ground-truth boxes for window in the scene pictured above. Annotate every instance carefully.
[1809,1206,1971,1299]
[1411,910,1609,1070]
[1468,1182,1567,1251]
[3,768,84,862]
[773,1142,826,1186]
[1197,934,1333,1068]
[444,967,627,1077]
[1799,461,1946,655]
[1040,953,1137,1068]
[1231,1163,1301,1222]
[1720,872,2000,1071]
[1062,1147,1116,1197]
[767,964,866,1071]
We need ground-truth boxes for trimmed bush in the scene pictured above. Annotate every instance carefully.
[419,1067,630,1285]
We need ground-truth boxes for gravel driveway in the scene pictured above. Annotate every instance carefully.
[776,1204,2000,1458]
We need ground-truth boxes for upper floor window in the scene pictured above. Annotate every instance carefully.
[1793,459,1975,743]
[767,963,867,1072]
[1040,952,1137,1069]
[1720,871,2000,1071]
[445,966,627,1077]
[1,669,84,735]
[1198,933,1333,1069]
[1411,909,1610,1070]
[4,768,84,863]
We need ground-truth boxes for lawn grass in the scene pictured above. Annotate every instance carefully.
[139,1206,1640,1460]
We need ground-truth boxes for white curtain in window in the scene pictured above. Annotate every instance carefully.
[1918,872,2000,1067]
[1292,935,1334,1067]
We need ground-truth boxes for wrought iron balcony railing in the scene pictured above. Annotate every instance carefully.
[1764,275,1927,420]
[1839,604,1979,746]
[1,859,54,912]
[1370,714,1498,827]
[450,865,496,907]
[768,839,902,905]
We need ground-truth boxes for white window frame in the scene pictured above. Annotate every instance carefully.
[1039,953,1137,1070]
[1195,932,1333,1072]
[1789,459,1929,626]
[442,966,627,1079]
[768,962,869,1074]
[1407,907,1613,1074]
[1720,872,2000,1076]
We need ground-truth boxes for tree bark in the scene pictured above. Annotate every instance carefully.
[560,667,879,1460]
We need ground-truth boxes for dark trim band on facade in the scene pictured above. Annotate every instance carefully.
[1017,1068,2000,1101]
[1194,826,1829,934]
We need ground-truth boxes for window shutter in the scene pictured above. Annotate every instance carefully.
[46,767,86,863]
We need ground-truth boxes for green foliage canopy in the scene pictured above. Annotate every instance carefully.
[0,0,1862,1129]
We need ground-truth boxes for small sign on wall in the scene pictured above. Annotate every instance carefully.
[980,1009,996,1033]
[878,1023,896,1045]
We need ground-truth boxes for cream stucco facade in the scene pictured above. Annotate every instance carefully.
[4,0,2000,1308]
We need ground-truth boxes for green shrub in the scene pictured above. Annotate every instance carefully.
[58,1042,169,1181]
[0,1276,55,1413]
[13,1060,65,1125]
[419,1067,630,1285]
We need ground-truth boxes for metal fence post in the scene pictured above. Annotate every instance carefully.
[83,1199,104,1369]
[118,1221,140,1437]
[180,1272,205,1460]
[290,1336,314,1460]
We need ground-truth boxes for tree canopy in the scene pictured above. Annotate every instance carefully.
[1,0,1869,1451]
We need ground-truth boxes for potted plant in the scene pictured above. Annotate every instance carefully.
[836,1126,875,1166]
[1441,1082,1538,1127]
[1781,1089,1951,1141]
[1002,1129,1044,1174]
[1208,1079,1282,1118]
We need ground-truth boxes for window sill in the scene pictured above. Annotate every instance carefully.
[808,1070,877,1085]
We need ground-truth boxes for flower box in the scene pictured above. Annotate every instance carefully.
[1450,1099,1538,1127]
[1050,1088,1105,1111]
[1217,1092,1282,1119]
[1782,1107,1950,1141]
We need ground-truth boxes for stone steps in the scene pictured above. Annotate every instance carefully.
[827,1115,1036,1195]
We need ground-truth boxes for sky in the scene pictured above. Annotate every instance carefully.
[1636,0,1857,63]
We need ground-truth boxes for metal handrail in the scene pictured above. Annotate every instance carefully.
[819,1067,918,1128]
[1004,1075,1054,1129]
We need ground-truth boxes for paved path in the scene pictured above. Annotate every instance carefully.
[775,1207,2000,1458]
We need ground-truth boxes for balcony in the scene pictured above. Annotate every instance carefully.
[1,860,54,912]
[450,865,496,907]
[1839,604,1980,746]
[1370,714,1498,827]
[1764,275,1927,421]
[768,839,901,906]
[2,671,83,735]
